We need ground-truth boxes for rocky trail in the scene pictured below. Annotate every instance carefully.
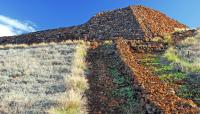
[86,42,144,114]
[85,39,200,113]
[116,39,200,113]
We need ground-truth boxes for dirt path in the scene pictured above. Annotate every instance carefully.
[86,39,200,114]
[86,43,143,114]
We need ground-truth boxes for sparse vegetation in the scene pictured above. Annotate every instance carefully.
[141,43,200,106]
[164,32,200,73]
[49,90,87,114]
[0,40,89,113]
[50,41,89,114]
[151,37,163,42]
[0,42,77,113]
[109,68,141,113]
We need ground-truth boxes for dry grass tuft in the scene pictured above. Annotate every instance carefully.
[66,75,89,93]
[50,40,89,114]
[49,90,87,114]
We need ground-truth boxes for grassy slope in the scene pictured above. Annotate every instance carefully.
[50,41,89,114]
[0,41,89,114]
[137,31,200,107]
[141,52,200,106]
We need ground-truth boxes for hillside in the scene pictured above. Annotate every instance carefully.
[0,5,199,114]
[0,5,186,44]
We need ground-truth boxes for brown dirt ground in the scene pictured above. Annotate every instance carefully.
[86,42,144,114]
[86,43,123,114]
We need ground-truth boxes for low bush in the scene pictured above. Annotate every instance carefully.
[164,47,200,73]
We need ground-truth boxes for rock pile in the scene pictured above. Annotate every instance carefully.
[79,7,145,39]
[0,27,79,44]
[80,5,187,40]
[127,39,168,52]
[172,29,197,44]
[0,5,187,44]
[131,6,186,38]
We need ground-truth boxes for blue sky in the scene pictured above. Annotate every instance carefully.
[0,0,199,36]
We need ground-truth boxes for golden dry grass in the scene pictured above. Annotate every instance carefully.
[49,90,87,114]
[49,41,89,114]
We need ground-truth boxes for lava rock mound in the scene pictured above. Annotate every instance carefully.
[0,5,187,44]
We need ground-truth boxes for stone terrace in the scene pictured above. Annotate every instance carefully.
[0,5,187,44]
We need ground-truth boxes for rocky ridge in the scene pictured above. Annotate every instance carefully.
[0,5,186,44]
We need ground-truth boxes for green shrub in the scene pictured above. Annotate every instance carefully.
[164,47,200,73]
[108,68,139,113]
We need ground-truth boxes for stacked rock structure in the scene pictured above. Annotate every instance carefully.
[0,5,187,44]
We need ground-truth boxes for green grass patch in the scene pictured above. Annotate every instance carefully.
[164,47,200,73]
[141,54,187,83]
[159,72,187,83]
[141,53,200,106]
[177,84,200,105]
[108,68,140,113]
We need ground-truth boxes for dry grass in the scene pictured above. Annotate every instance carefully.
[65,42,89,93]
[103,40,113,45]
[0,40,76,49]
[0,40,89,113]
[50,41,89,114]
[66,75,89,93]
[165,31,200,72]
[181,37,198,46]
[151,37,163,42]
[174,28,189,32]
[49,90,87,114]
[0,43,77,113]
[163,33,173,44]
